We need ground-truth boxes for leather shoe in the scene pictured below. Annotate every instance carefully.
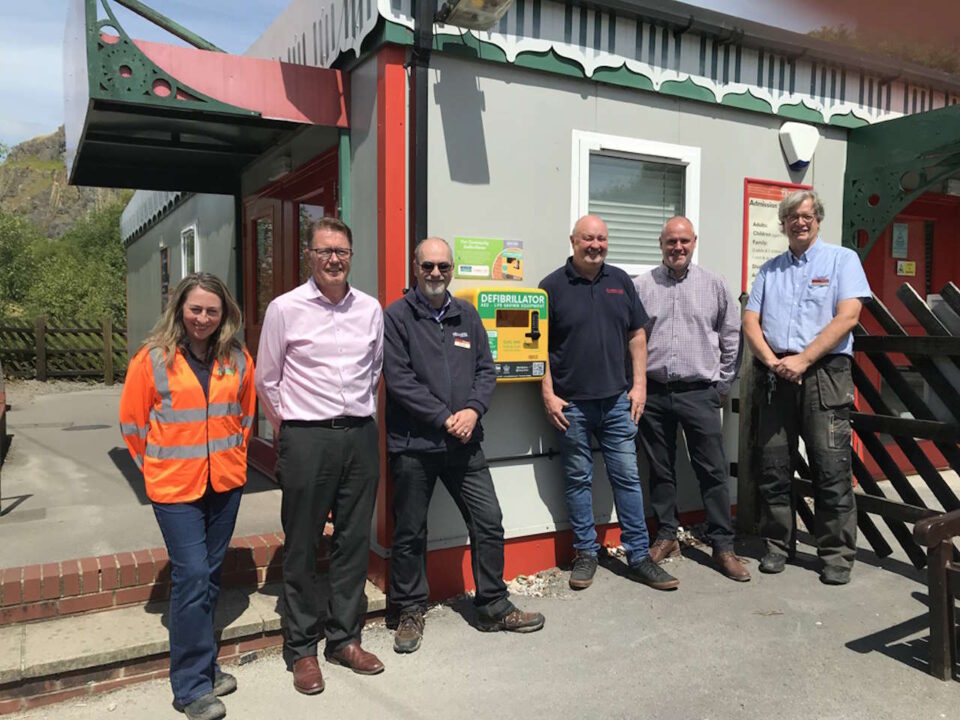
[648,538,681,564]
[820,565,851,585]
[477,607,545,633]
[292,656,325,695]
[759,553,786,574]
[714,550,751,582]
[326,641,385,675]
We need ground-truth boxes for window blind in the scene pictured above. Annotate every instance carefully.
[588,153,685,267]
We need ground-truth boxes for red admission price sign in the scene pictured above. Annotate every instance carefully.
[741,178,811,292]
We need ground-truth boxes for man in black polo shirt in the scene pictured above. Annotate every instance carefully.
[539,214,677,592]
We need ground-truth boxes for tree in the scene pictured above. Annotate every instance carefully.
[0,210,41,319]
[22,201,128,324]
[810,25,960,76]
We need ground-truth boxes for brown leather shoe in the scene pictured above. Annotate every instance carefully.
[648,538,681,564]
[292,656,325,695]
[714,550,751,582]
[477,607,545,633]
[326,641,384,675]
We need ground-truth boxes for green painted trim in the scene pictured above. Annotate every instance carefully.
[434,31,508,63]
[513,47,586,78]
[382,20,414,46]
[89,0,257,117]
[591,64,655,92]
[720,89,773,114]
[659,77,716,104]
[776,102,825,123]
[338,129,351,227]
[829,112,870,129]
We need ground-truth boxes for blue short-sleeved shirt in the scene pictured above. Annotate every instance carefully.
[539,258,649,401]
[745,237,871,357]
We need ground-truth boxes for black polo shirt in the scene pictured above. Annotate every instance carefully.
[539,258,649,401]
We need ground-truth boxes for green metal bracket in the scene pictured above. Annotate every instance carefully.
[87,0,257,117]
[842,104,960,259]
[113,0,224,52]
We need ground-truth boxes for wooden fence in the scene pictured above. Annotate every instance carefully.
[0,318,126,384]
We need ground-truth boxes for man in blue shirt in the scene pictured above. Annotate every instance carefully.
[744,190,872,585]
[540,215,678,592]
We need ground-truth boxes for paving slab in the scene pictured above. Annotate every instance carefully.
[0,624,23,683]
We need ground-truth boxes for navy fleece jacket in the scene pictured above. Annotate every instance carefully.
[383,288,496,453]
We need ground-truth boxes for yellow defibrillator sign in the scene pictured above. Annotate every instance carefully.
[455,287,548,382]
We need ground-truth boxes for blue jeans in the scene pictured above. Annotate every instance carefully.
[560,392,651,566]
[153,485,242,707]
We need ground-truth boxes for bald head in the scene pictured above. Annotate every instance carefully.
[659,216,697,278]
[414,236,453,265]
[570,214,609,280]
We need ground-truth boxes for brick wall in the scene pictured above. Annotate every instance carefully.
[0,532,330,626]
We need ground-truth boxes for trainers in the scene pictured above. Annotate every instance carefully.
[174,693,226,720]
[212,669,237,697]
[648,538,681,564]
[759,553,787,574]
[820,566,851,585]
[629,556,679,590]
[477,606,545,633]
[394,610,425,653]
[569,552,599,590]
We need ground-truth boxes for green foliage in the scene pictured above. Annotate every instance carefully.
[0,201,127,325]
[0,211,42,318]
[810,25,960,76]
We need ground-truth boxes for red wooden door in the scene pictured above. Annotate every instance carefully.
[242,149,339,475]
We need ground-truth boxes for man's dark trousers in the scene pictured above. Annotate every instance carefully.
[638,382,735,550]
[755,354,857,570]
[389,444,512,621]
[277,419,379,661]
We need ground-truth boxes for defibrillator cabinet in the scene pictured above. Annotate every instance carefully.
[455,287,548,382]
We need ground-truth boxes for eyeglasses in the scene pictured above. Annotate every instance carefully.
[419,261,452,273]
[308,247,353,260]
[786,213,817,224]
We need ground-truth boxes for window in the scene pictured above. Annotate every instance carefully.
[297,202,326,283]
[572,131,700,276]
[180,225,198,276]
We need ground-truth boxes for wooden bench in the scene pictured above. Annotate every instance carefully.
[914,509,960,680]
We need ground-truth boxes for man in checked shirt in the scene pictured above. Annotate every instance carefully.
[633,216,749,583]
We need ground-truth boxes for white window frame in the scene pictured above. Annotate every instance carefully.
[180,223,199,276]
[571,130,701,277]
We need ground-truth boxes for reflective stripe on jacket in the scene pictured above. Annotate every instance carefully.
[118,345,256,504]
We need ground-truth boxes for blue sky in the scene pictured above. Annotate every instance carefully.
[0,0,845,150]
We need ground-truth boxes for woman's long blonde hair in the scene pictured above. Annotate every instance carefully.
[144,272,244,368]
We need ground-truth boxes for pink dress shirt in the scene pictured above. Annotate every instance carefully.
[255,279,384,430]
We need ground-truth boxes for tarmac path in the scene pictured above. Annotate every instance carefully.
[12,542,959,720]
[0,381,282,567]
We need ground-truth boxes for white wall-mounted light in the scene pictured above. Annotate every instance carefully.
[779,122,820,171]
[436,0,515,30]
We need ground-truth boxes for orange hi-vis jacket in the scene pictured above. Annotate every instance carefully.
[119,345,256,504]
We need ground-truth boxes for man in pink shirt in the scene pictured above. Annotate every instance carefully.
[256,217,385,695]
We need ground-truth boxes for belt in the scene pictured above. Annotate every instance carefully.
[647,379,713,393]
[283,416,372,429]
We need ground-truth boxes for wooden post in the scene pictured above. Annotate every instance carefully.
[736,294,760,535]
[102,317,114,386]
[34,316,47,382]
[926,540,955,680]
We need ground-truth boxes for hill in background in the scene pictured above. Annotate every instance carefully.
[0,126,129,239]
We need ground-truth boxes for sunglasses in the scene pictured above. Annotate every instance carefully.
[420,261,452,273]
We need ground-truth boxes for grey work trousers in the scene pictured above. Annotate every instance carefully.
[756,354,858,570]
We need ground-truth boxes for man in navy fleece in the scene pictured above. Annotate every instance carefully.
[383,237,545,654]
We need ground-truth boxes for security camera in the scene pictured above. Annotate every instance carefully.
[779,122,820,171]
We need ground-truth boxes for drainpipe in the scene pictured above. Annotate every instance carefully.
[409,0,437,258]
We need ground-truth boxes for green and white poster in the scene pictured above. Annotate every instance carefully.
[454,237,524,280]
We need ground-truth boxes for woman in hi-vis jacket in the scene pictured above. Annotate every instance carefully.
[119,273,255,720]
